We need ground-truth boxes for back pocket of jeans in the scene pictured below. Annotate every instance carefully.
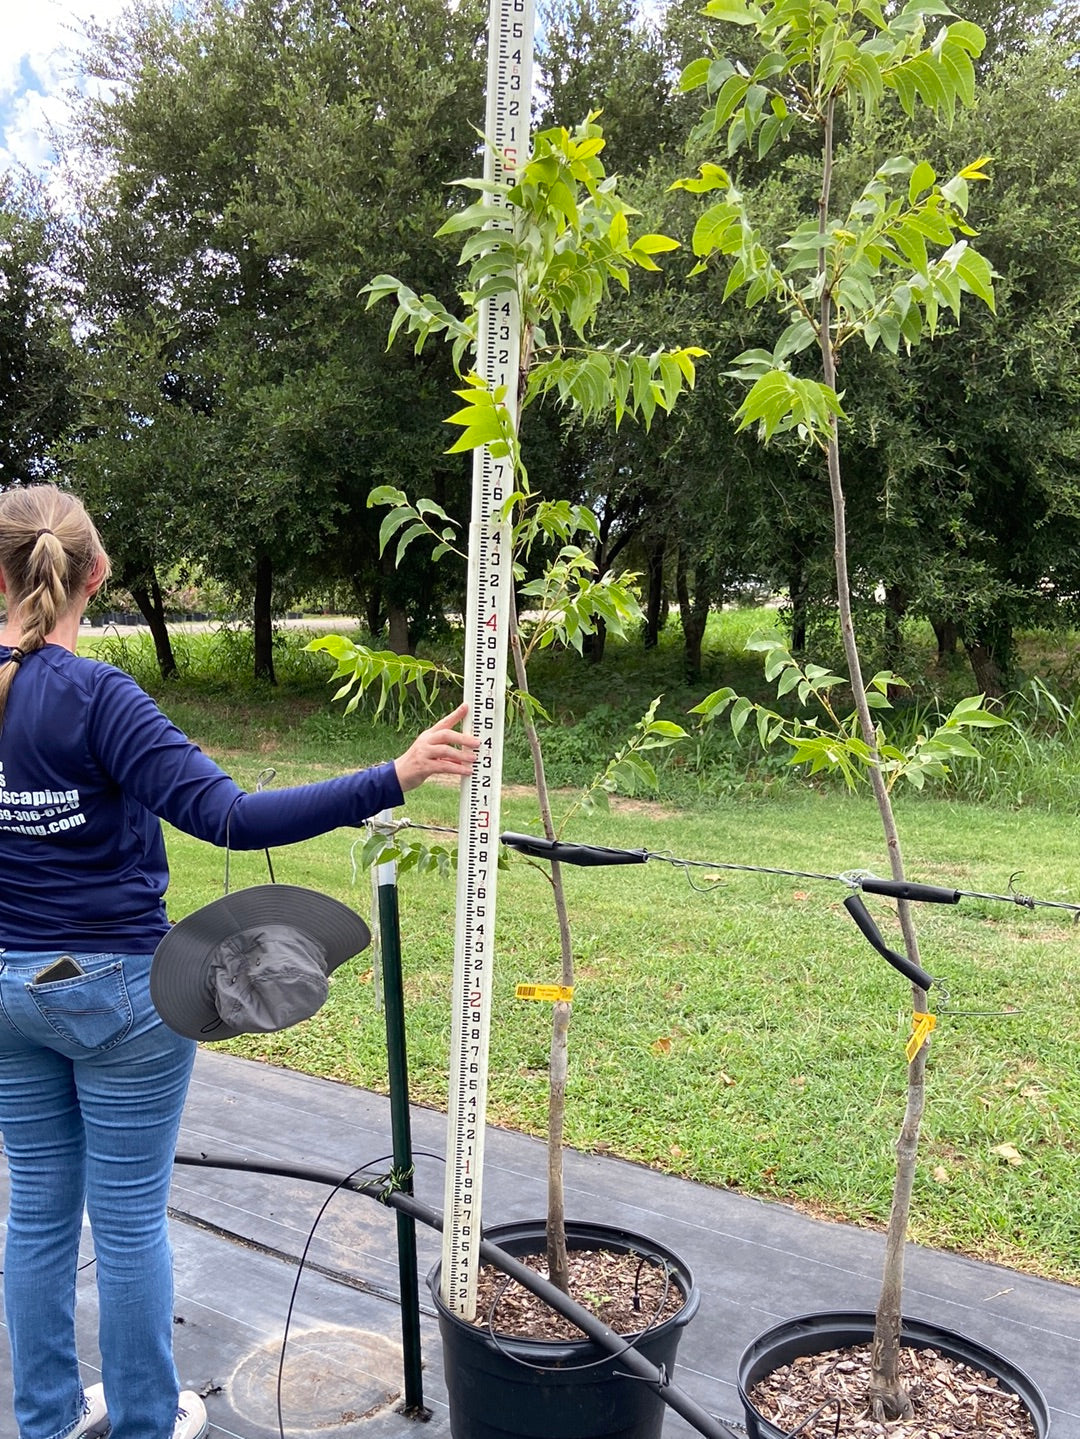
[28,963,133,1051]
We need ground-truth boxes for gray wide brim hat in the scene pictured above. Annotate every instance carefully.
[151,884,371,1041]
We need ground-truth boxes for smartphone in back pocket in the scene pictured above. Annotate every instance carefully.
[33,955,85,984]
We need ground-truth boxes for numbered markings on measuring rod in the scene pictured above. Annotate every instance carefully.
[441,0,537,1320]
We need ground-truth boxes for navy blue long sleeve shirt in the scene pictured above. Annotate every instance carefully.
[0,645,403,951]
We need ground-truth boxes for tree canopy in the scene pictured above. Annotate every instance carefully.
[63,0,489,674]
[0,177,75,487]
[0,0,1074,689]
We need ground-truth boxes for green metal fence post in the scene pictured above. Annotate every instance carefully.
[374,811,426,1416]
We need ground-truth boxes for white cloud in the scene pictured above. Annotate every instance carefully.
[1,87,69,178]
[1,0,130,180]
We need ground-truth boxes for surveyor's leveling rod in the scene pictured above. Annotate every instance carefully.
[440,0,536,1321]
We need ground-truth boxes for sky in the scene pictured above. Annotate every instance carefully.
[1,0,128,181]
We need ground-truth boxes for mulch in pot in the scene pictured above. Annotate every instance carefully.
[471,1245,687,1341]
[749,1342,1039,1438]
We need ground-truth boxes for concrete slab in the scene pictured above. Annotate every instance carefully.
[1,1048,1076,1437]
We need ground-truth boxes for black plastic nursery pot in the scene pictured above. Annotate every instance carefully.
[737,1310,1050,1439]
[429,1219,701,1439]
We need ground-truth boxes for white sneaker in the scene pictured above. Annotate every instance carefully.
[174,1391,208,1439]
[72,1383,110,1438]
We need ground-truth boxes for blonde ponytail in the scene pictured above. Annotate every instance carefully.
[0,486,111,727]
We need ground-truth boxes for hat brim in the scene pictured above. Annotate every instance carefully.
[150,884,371,1041]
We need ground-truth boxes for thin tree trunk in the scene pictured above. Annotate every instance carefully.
[882,584,908,673]
[581,618,607,664]
[253,554,276,685]
[644,537,665,649]
[126,570,177,680]
[788,552,809,654]
[871,1043,928,1413]
[364,589,383,639]
[962,618,1011,699]
[817,92,924,1424]
[387,602,411,656]
[675,551,708,680]
[508,588,573,1295]
[930,617,958,660]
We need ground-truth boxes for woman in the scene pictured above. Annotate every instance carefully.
[0,484,479,1439]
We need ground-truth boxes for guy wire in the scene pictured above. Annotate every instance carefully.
[357,819,1080,918]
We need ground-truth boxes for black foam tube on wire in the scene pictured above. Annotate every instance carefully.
[501,833,649,866]
[858,877,960,904]
[841,894,934,991]
[173,1152,741,1439]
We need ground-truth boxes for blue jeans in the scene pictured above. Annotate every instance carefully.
[0,950,196,1439]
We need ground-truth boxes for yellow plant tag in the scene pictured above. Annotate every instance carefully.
[905,1010,937,1063]
[515,983,574,1003]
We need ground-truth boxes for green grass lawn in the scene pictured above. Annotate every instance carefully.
[82,617,1080,1283]
[158,751,1080,1286]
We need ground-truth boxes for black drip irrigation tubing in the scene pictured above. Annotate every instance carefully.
[173,1151,742,1439]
